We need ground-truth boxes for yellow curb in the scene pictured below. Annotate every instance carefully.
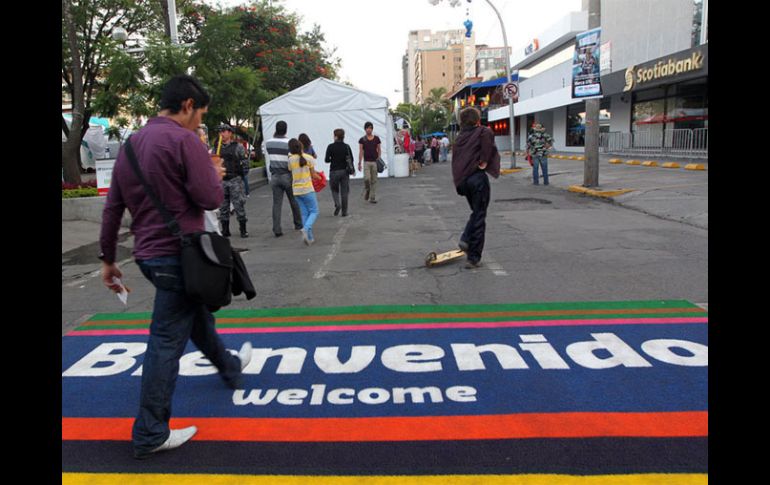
[568,156,579,160]
[576,156,586,161]
[568,185,634,199]
[609,159,623,164]
[500,168,524,174]
[685,163,706,171]
[626,160,641,165]
[661,162,681,168]
[642,161,658,167]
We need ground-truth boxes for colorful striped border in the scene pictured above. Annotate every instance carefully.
[68,300,707,336]
[62,438,708,475]
[62,473,709,484]
[62,411,707,442]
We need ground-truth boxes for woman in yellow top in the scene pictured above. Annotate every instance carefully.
[288,138,321,245]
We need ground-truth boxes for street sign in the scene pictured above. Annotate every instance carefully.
[503,82,518,101]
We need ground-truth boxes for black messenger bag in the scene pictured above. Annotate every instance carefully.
[124,137,236,311]
[180,231,233,309]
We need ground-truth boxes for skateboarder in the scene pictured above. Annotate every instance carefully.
[451,107,501,268]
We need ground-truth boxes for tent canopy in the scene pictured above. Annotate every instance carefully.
[259,78,388,115]
[258,78,394,179]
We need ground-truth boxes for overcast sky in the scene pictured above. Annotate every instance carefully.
[210,0,582,107]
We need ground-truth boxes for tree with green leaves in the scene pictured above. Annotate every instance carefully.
[62,0,190,184]
[62,0,340,183]
[235,2,340,94]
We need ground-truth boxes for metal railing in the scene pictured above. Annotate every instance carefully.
[600,128,708,159]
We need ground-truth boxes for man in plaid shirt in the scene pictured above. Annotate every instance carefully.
[527,123,554,185]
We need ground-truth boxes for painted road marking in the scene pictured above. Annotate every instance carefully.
[314,221,351,280]
[64,258,133,288]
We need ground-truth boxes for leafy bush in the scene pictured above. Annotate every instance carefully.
[62,180,97,190]
[62,188,99,198]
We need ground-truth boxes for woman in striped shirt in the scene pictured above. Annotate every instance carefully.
[288,138,321,245]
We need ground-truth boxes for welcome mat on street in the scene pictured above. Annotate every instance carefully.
[62,300,708,484]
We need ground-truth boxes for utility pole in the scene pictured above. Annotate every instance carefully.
[481,0,517,168]
[167,0,179,45]
[583,0,601,187]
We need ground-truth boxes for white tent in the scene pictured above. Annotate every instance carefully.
[258,78,394,180]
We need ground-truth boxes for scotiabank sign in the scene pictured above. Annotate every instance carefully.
[602,45,708,95]
[624,50,705,91]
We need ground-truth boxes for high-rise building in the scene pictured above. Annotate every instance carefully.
[405,29,475,104]
[475,45,513,81]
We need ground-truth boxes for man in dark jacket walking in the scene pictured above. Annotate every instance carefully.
[451,107,501,268]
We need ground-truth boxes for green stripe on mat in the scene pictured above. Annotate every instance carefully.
[77,311,707,331]
[82,300,704,323]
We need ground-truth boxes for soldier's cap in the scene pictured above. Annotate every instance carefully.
[217,124,235,132]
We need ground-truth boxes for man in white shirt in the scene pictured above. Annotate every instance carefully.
[440,135,450,163]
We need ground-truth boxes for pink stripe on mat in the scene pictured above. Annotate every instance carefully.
[68,317,708,336]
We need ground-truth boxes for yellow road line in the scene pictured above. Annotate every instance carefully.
[62,473,709,485]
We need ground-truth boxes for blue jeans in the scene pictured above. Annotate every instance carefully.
[532,155,549,185]
[295,192,319,241]
[132,256,241,455]
[458,170,490,264]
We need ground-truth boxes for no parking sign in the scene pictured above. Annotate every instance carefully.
[503,80,519,102]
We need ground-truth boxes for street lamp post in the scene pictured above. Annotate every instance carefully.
[429,0,516,168]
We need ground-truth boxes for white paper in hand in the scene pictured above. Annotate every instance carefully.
[112,277,129,306]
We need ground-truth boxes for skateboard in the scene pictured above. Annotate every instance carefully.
[425,249,465,267]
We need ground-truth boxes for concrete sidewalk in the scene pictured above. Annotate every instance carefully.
[497,151,708,230]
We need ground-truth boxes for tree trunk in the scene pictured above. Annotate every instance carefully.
[62,139,82,184]
[62,0,84,185]
[159,0,171,39]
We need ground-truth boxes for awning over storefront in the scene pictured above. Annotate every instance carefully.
[449,75,519,100]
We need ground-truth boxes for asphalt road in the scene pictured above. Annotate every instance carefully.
[61,160,707,335]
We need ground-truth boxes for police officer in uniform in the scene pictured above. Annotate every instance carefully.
[217,124,249,238]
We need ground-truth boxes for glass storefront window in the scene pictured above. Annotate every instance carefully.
[632,81,708,132]
[566,102,611,147]
[567,105,585,146]
[633,99,666,129]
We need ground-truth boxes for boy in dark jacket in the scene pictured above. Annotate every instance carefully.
[451,107,501,268]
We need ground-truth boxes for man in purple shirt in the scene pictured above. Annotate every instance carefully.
[99,75,252,459]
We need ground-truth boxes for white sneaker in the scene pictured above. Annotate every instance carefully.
[301,228,310,245]
[239,341,252,370]
[136,426,197,458]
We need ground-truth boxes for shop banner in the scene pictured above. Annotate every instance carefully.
[95,158,116,196]
[572,28,602,98]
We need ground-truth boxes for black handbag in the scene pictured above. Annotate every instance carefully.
[123,137,242,311]
[376,157,386,173]
[345,145,356,176]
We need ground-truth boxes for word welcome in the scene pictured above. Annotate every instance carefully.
[233,384,477,406]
